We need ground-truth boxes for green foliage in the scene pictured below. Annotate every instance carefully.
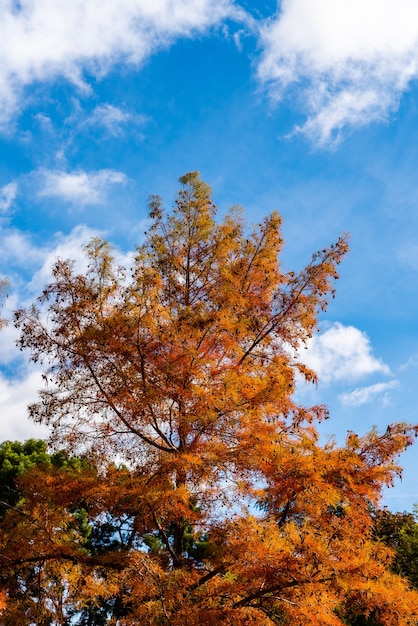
[0,439,93,520]
[373,507,418,588]
[0,439,51,517]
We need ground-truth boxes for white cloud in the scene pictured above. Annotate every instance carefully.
[0,218,146,443]
[27,224,102,294]
[0,293,22,366]
[0,218,136,299]
[0,0,237,127]
[28,226,137,296]
[300,322,390,383]
[0,221,102,297]
[0,369,48,442]
[257,0,418,145]
[38,169,127,206]
[82,104,145,137]
[0,229,44,271]
[399,354,418,371]
[0,182,17,213]
[339,380,399,407]
[0,221,133,358]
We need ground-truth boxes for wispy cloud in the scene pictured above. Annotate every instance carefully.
[399,354,418,371]
[0,221,102,304]
[81,104,146,137]
[339,380,399,407]
[300,322,390,383]
[0,182,18,213]
[257,0,418,146]
[0,0,238,128]
[0,229,44,272]
[27,225,102,294]
[0,218,138,302]
[38,169,127,206]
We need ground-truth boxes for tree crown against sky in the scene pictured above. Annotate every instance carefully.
[3,0,418,514]
[1,172,417,624]
[15,170,349,462]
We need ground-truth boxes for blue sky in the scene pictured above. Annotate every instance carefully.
[1,0,418,511]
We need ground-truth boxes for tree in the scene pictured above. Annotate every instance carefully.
[0,438,93,518]
[0,441,105,625]
[0,439,51,519]
[2,172,418,624]
[336,507,418,625]
[373,507,418,588]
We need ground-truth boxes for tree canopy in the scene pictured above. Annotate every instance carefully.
[1,172,417,624]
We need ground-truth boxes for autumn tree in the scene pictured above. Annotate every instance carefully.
[0,439,51,518]
[2,172,418,624]
[337,507,418,625]
[0,441,107,624]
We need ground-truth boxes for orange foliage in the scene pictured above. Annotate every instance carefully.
[0,172,416,624]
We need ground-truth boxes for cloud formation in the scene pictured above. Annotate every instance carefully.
[0,223,102,440]
[27,225,103,293]
[300,322,390,383]
[0,182,18,213]
[0,222,102,333]
[38,169,127,206]
[339,380,399,407]
[0,369,48,441]
[257,0,418,145]
[0,222,139,440]
[81,104,146,137]
[0,0,235,127]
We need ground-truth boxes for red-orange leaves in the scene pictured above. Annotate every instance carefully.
[6,173,418,624]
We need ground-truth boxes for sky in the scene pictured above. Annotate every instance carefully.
[1,0,418,512]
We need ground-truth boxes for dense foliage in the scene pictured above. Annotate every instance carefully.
[373,507,418,589]
[0,173,417,624]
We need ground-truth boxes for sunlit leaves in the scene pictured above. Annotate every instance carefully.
[3,173,417,623]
